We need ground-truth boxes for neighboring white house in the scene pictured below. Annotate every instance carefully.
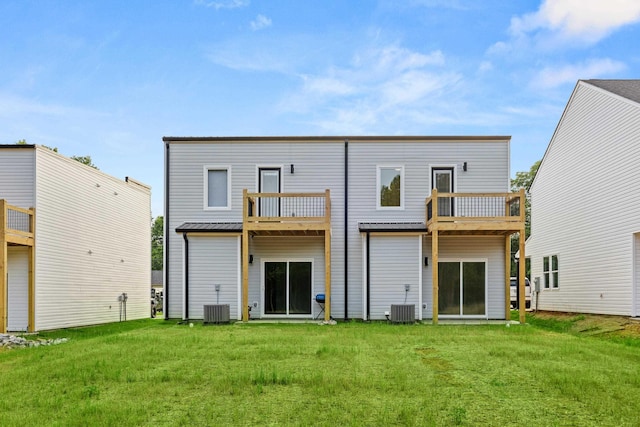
[527,79,640,316]
[0,144,151,332]
[164,136,527,323]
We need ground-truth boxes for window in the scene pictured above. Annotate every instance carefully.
[377,166,404,209]
[543,255,558,288]
[205,166,230,209]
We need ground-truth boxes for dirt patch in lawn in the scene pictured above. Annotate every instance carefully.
[531,311,640,339]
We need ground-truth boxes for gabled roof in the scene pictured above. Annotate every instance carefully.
[583,79,640,105]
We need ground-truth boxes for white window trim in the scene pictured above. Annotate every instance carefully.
[428,164,458,195]
[255,165,284,193]
[438,257,488,319]
[376,165,405,210]
[543,255,559,290]
[260,258,315,319]
[204,165,232,210]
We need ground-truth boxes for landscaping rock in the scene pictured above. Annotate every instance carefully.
[0,333,68,350]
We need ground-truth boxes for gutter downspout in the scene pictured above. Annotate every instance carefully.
[366,231,370,321]
[344,139,349,321]
[183,232,189,320]
[164,141,170,320]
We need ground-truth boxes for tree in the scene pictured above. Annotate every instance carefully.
[14,140,97,168]
[151,216,163,271]
[70,155,98,169]
[380,175,401,207]
[510,160,541,277]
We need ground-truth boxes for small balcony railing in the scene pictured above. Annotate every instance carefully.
[1,200,35,244]
[243,189,330,225]
[426,189,524,226]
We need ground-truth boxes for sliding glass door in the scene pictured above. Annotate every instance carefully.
[438,260,486,317]
[264,260,312,316]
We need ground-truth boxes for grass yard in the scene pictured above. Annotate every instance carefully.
[1,316,640,426]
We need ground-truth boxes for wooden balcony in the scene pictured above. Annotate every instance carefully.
[241,189,332,322]
[0,200,35,333]
[243,189,331,236]
[425,188,525,235]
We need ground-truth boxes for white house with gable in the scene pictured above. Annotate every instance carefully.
[527,79,640,316]
[0,144,151,332]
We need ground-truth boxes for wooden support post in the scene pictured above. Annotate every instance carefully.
[518,228,526,324]
[242,189,249,322]
[324,229,331,322]
[242,230,249,322]
[28,207,35,332]
[505,234,511,321]
[0,200,6,334]
[431,229,439,324]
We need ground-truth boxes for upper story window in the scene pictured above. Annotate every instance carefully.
[204,166,231,210]
[377,166,404,209]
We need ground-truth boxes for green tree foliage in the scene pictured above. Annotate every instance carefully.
[151,216,163,271]
[70,155,98,169]
[510,160,541,276]
[380,175,401,207]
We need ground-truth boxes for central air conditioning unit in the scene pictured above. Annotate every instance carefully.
[204,304,230,324]
[390,304,415,323]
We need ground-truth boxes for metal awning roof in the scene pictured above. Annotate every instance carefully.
[358,222,428,232]
[175,222,243,233]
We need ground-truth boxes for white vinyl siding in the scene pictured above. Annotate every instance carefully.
[528,81,640,315]
[167,141,344,319]
[368,235,420,320]
[0,148,35,207]
[186,235,239,320]
[33,147,151,330]
[7,247,29,332]
[422,236,505,319]
[349,139,509,320]
[248,237,325,320]
[204,166,231,210]
[167,137,510,320]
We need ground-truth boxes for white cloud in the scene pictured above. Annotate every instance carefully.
[531,58,626,89]
[194,0,249,10]
[250,14,272,31]
[510,0,640,43]
[277,45,465,133]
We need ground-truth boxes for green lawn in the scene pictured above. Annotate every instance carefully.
[1,317,640,426]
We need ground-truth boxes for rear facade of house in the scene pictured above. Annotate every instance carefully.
[164,136,526,323]
[0,145,151,332]
[527,80,640,316]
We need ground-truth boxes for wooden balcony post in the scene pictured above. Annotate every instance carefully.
[518,228,526,324]
[324,229,331,322]
[0,200,6,333]
[325,189,331,224]
[519,188,526,223]
[431,229,439,324]
[431,188,438,224]
[28,207,35,332]
[505,235,511,320]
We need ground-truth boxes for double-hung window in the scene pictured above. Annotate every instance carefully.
[543,255,558,288]
[205,166,231,210]
[377,166,404,209]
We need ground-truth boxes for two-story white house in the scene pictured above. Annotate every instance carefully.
[164,136,526,323]
[0,144,151,332]
[527,79,640,316]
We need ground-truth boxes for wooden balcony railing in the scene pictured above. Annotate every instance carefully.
[426,189,524,230]
[1,200,35,246]
[243,189,330,226]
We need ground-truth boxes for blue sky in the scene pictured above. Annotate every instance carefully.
[2,0,640,217]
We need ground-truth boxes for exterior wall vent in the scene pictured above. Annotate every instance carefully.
[390,304,415,323]
[204,304,230,324]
